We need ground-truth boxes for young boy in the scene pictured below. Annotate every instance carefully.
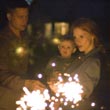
[44,35,77,109]
[45,35,77,82]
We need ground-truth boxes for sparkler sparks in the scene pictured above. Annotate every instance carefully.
[16,87,50,110]
[49,74,83,107]
[16,74,83,110]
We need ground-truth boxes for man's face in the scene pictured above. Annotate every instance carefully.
[7,8,29,31]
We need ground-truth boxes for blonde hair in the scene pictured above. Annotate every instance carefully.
[59,35,75,48]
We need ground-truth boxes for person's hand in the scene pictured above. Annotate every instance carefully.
[47,81,58,93]
[25,80,46,92]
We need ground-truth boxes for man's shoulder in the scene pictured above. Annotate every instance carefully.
[0,27,10,38]
[0,27,11,45]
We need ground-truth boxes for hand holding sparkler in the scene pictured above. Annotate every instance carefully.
[47,72,62,93]
[25,80,46,92]
[16,74,84,110]
[47,74,84,109]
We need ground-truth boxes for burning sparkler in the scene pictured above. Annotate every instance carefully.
[48,73,83,109]
[16,87,50,110]
[16,73,83,110]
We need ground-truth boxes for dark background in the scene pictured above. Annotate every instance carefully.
[31,0,110,48]
[0,0,110,48]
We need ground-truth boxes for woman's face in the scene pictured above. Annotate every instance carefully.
[73,28,95,54]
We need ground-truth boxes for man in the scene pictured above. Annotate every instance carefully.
[0,0,30,77]
[0,0,45,110]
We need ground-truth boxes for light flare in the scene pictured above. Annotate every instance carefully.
[16,87,50,110]
[51,74,83,105]
[16,46,27,57]
[16,74,83,110]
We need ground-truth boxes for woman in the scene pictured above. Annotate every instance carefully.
[65,18,106,110]
[48,18,108,110]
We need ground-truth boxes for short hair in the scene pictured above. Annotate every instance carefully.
[59,34,74,42]
[6,0,29,13]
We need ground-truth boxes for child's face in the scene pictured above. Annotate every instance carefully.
[58,40,75,58]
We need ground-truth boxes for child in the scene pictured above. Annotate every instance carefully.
[45,35,77,83]
[44,35,77,109]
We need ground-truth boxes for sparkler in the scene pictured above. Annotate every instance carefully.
[16,73,83,110]
[16,87,50,110]
[49,73,83,109]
